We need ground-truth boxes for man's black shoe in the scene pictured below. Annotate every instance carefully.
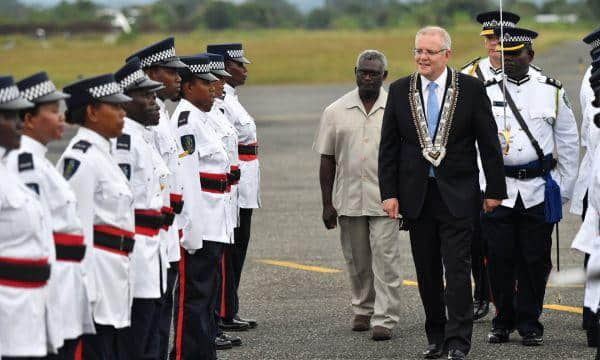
[219,332,242,346]
[522,332,543,346]
[215,336,232,350]
[219,318,250,331]
[422,343,443,359]
[235,315,258,329]
[473,300,489,321]
[487,328,510,343]
[447,349,466,360]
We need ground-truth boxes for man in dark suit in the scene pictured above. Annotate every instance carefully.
[378,26,507,360]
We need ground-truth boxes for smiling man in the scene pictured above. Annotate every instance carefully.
[314,50,402,342]
[378,27,506,359]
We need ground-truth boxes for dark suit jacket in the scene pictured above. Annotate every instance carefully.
[378,67,507,219]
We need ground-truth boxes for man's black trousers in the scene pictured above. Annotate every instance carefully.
[158,261,178,359]
[472,194,491,303]
[121,298,161,360]
[407,178,474,355]
[482,195,553,336]
[227,208,253,319]
[170,242,223,360]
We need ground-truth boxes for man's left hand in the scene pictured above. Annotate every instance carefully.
[483,198,502,213]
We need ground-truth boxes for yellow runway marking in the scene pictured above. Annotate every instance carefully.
[257,259,341,273]
[543,304,583,314]
[403,280,418,286]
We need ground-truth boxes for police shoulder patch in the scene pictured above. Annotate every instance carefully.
[545,77,562,89]
[18,152,34,172]
[178,111,190,127]
[25,183,39,195]
[63,158,81,180]
[118,163,131,180]
[461,56,481,70]
[484,78,498,87]
[116,134,131,151]
[72,140,92,153]
[180,134,195,155]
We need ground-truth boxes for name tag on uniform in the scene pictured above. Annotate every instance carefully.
[493,101,506,107]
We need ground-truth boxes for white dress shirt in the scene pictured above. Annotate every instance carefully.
[57,127,135,329]
[420,67,447,117]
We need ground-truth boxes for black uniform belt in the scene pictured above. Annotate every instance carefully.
[93,225,135,255]
[228,167,241,185]
[54,233,86,262]
[200,172,229,193]
[170,193,184,214]
[0,257,51,286]
[504,158,557,180]
[161,206,175,229]
[238,144,258,155]
[134,209,165,230]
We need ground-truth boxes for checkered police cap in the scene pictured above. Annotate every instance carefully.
[63,73,131,110]
[206,43,251,64]
[494,27,538,52]
[0,81,20,104]
[126,37,186,69]
[17,72,69,103]
[476,11,520,36]
[0,75,33,110]
[179,54,218,82]
[584,28,600,53]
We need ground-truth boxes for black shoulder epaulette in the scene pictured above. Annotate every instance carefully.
[461,56,481,70]
[530,63,542,72]
[116,134,131,151]
[72,140,92,153]
[545,77,562,89]
[219,108,225,114]
[178,111,190,127]
[484,78,498,87]
[17,152,34,172]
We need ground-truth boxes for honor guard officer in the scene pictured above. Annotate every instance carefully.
[205,52,245,349]
[571,28,600,342]
[126,37,188,359]
[207,42,260,330]
[462,10,521,82]
[481,27,579,346]
[170,54,227,360]
[0,76,53,359]
[57,74,135,359]
[111,58,169,360]
[7,72,95,359]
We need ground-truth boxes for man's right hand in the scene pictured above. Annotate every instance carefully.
[322,204,338,229]
[383,198,399,219]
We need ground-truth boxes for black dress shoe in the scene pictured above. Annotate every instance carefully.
[219,332,242,346]
[487,328,510,343]
[215,336,232,350]
[422,343,443,359]
[219,318,250,331]
[522,332,543,346]
[235,315,257,329]
[447,349,466,360]
[473,300,489,321]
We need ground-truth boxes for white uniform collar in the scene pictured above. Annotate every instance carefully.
[20,134,48,157]
[78,126,112,154]
[224,83,236,97]
[0,146,6,159]
[420,67,448,92]
[506,68,532,86]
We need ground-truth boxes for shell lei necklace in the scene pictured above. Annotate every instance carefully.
[409,68,459,167]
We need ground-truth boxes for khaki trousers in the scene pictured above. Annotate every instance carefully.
[338,215,402,329]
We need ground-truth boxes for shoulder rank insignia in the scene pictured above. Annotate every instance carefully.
[17,153,34,172]
[25,183,39,195]
[63,158,81,180]
[116,134,131,151]
[461,56,481,70]
[545,77,562,89]
[178,111,190,127]
[180,134,195,155]
[72,140,92,153]
[530,63,543,72]
[118,163,131,180]
[484,78,498,87]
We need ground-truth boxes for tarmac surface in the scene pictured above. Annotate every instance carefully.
[48,40,595,359]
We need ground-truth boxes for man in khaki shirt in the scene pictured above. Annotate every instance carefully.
[314,50,402,341]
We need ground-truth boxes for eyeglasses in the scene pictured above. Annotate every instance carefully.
[412,48,448,57]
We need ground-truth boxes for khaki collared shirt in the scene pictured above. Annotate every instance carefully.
[313,87,387,217]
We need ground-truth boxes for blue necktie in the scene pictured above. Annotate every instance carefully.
[426,82,439,177]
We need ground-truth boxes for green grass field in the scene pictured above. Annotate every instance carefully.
[0,25,587,86]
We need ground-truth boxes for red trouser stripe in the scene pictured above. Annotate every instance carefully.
[220,253,227,318]
[175,247,186,360]
[74,338,82,360]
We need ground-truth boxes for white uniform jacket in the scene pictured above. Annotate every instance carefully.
[154,98,183,263]
[572,104,600,215]
[6,135,95,343]
[222,83,261,209]
[112,118,169,298]
[173,98,233,249]
[461,57,544,83]
[210,99,240,231]
[482,69,579,209]
[0,146,51,356]
[57,127,135,329]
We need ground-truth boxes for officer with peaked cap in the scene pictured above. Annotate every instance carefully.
[56,74,135,359]
[207,42,260,331]
[127,37,188,359]
[110,57,170,360]
[6,72,95,359]
[571,27,600,345]
[169,53,226,360]
[482,27,579,346]
[0,76,53,359]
